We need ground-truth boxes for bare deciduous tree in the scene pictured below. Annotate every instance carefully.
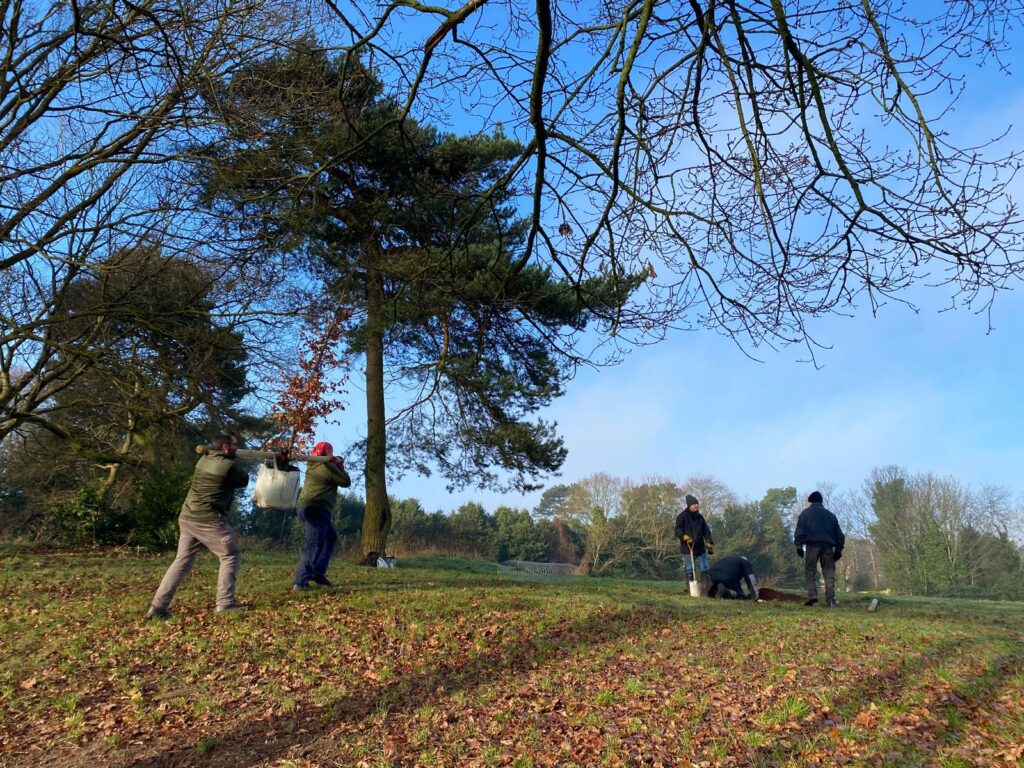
[868,466,1021,595]
[319,1,1024,352]
[816,480,881,590]
[680,472,738,525]
[1,1,316,445]
[619,475,687,573]
[562,471,625,573]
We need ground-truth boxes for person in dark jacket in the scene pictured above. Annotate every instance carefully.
[293,441,351,591]
[674,494,714,585]
[147,431,250,619]
[794,491,846,607]
[707,555,761,600]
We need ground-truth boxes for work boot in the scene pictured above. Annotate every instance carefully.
[215,603,247,614]
[804,597,818,607]
[292,583,312,592]
[145,606,171,620]
[311,575,335,587]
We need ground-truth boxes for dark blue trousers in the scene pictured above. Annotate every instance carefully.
[294,506,338,586]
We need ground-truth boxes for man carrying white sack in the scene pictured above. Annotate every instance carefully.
[146,431,250,619]
[292,441,351,591]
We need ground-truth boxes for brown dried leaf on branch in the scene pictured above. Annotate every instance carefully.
[264,308,351,455]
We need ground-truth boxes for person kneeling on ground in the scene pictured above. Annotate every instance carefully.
[293,441,351,591]
[706,555,761,601]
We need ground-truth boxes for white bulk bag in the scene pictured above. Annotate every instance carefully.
[253,464,301,509]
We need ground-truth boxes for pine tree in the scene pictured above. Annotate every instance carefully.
[200,44,641,558]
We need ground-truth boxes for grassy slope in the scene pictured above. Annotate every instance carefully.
[1,549,1022,768]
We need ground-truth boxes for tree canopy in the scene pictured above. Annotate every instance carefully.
[0,0,311,451]
[199,46,642,556]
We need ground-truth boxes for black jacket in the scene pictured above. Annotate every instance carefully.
[674,510,713,556]
[794,502,846,551]
[707,555,754,583]
[707,555,757,598]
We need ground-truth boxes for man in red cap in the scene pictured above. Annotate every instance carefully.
[293,441,351,590]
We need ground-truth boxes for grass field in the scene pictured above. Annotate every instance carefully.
[1,548,1022,768]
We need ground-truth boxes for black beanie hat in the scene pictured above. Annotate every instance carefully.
[808,491,823,504]
[685,494,699,506]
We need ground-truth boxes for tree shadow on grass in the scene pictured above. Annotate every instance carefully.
[115,603,685,768]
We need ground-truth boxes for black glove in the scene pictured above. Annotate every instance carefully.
[833,549,843,562]
[795,545,805,558]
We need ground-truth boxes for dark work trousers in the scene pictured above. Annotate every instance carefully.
[709,577,745,599]
[804,545,837,603]
[294,506,338,586]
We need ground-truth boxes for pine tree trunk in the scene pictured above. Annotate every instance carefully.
[360,266,391,560]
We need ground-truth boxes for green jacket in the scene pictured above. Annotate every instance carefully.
[297,460,351,511]
[180,452,250,521]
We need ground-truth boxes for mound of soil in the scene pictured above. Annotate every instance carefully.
[758,587,805,603]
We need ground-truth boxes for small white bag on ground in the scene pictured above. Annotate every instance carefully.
[253,464,301,509]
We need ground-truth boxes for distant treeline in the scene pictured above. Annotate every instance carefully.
[4,456,1021,599]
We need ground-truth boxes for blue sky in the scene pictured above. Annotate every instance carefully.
[357,280,1024,513]
[318,5,1024,515]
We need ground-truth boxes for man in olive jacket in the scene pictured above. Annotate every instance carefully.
[794,490,846,607]
[293,441,351,590]
[146,431,250,619]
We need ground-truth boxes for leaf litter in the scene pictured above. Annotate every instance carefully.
[0,552,1021,767]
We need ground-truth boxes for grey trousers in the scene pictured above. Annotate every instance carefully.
[805,545,836,603]
[151,517,241,611]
